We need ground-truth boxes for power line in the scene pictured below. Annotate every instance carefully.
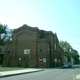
[57,30,80,34]
[70,42,80,44]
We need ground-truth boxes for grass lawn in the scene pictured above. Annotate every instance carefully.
[0,67,26,72]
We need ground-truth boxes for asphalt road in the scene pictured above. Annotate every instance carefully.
[0,66,80,80]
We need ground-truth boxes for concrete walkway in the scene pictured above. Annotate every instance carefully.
[0,68,44,78]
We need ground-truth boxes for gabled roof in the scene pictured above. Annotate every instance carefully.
[13,24,58,39]
[13,24,41,33]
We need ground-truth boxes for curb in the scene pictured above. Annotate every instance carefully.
[0,69,44,78]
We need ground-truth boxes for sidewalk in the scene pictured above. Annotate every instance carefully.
[0,68,44,78]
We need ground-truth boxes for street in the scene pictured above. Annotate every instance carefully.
[0,65,80,80]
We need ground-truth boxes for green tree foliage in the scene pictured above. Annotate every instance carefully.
[72,50,79,64]
[0,24,7,45]
[0,23,13,45]
[59,41,72,52]
[4,28,13,41]
[0,24,7,34]
[59,40,79,64]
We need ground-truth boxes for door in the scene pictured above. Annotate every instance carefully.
[39,58,43,67]
[7,58,10,67]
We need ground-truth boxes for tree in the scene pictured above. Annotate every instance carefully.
[0,23,13,45]
[0,23,13,65]
[59,40,80,64]
[59,41,72,63]
[0,24,7,45]
[59,41,72,52]
[4,28,13,41]
[72,50,79,64]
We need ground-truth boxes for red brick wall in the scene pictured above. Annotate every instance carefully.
[3,25,63,68]
[37,39,50,68]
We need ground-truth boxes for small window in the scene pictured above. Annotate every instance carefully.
[40,46,42,53]
[7,48,10,53]
[59,53,61,59]
[55,43,56,50]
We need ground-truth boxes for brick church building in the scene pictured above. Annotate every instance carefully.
[3,24,63,68]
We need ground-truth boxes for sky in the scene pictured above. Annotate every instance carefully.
[0,0,80,55]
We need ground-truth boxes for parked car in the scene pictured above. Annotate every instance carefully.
[62,62,72,68]
[62,62,70,68]
[68,62,72,67]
